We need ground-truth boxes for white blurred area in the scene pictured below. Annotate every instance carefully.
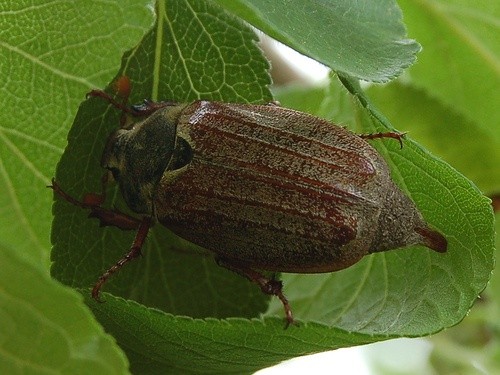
[261,37,329,86]
[256,337,434,375]
[255,41,434,375]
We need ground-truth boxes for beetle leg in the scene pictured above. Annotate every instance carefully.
[86,89,138,116]
[216,257,295,328]
[360,131,407,149]
[87,89,175,120]
[80,171,110,206]
[49,178,142,231]
[92,216,152,301]
[50,178,153,300]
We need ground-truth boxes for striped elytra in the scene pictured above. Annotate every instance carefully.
[146,101,447,273]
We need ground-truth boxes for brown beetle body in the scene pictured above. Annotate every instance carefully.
[121,101,445,271]
[52,88,447,326]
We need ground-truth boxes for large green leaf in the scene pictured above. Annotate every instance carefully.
[213,0,421,82]
[397,0,500,141]
[0,242,129,374]
[268,77,494,335]
[1,0,495,373]
[88,294,388,375]
[0,0,153,269]
[49,1,494,373]
[44,0,495,373]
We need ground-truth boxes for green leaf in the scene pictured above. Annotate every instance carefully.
[364,71,499,358]
[212,0,421,82]
[119,0,272,104]
[88,294,388,375]
[397,0,500,141]
[429,215,500,374]
[0,0,153,269]
[0,242,129,375]
[367,82,500,194]
[269,77,495,335]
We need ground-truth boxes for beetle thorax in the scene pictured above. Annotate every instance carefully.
[101,105,189,214]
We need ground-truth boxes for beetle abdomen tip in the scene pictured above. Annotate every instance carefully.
[416,226,448,253]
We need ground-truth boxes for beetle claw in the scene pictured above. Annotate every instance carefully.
[263,279,296,329]
[360,131,407,149]
[91,284,105,303]
[216,258,296,327]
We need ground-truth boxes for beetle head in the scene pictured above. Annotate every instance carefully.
[102,104,192,214]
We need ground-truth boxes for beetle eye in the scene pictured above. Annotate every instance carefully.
[171,137,193,170]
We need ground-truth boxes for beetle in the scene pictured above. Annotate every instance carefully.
[51,78,447,326]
